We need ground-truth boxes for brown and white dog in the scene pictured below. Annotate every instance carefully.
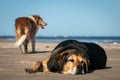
[25,40,107,75]
[14,15,47,53]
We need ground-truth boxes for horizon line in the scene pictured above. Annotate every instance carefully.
[0,35,120,38]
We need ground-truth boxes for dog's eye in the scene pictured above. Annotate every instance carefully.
[68,59,74,62]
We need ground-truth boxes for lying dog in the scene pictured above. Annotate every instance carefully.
[25,40,107,75]
[14,15,47,53]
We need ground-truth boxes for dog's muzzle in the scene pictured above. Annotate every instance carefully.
[76,61,86,75]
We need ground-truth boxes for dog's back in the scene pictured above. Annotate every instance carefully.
[15,17,36,39]
[83,42,107,69]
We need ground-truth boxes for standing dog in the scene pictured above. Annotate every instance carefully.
[25,40,107,75]
[14,15,47,53]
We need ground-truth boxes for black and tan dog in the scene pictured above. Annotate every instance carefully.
[14,15,47,53]
[25,40,107,75]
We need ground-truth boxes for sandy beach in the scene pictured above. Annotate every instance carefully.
[0,39,120,80]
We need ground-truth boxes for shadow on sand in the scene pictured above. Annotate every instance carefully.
[87,66,112,74]
[27,51,51,54]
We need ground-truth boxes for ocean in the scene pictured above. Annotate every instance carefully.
[0,36,120,44]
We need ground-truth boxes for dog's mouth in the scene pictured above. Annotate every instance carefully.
[40,23,47,29]
[40,26,45,29]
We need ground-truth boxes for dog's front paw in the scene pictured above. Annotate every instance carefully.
[25,68,37,73]
[25,61,43,73]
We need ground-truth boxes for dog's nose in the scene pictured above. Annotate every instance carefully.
[45,23,47,26]
[77,61,86,75]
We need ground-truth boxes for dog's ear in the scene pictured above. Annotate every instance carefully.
[55,52,69,61]
[55,52,70,71]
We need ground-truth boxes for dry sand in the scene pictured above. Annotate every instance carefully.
[0,39,120,80]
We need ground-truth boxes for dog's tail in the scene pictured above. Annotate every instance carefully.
[14,35,27,48]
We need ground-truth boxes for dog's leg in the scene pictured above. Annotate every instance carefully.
[19,45,24,53]
[15,28,23,53]
[25,55,50,73]
[41,55,50,72]
[20,44,27,54]
[21,39,29,54]
[31,36,36,53]
[25,61,43,73]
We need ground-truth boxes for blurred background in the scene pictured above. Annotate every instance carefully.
[0,0,120,43]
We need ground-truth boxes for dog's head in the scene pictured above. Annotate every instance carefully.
[32,15,47,29]
[48,49,89,75]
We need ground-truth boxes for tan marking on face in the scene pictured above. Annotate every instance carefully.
[62,53,84,74]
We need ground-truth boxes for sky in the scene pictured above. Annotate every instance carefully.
[0,0,120,37]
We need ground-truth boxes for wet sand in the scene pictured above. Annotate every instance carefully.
[0,39,120,80]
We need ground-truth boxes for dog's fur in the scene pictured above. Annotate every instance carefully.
[25,40,107,75]
[14,15,47,53]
